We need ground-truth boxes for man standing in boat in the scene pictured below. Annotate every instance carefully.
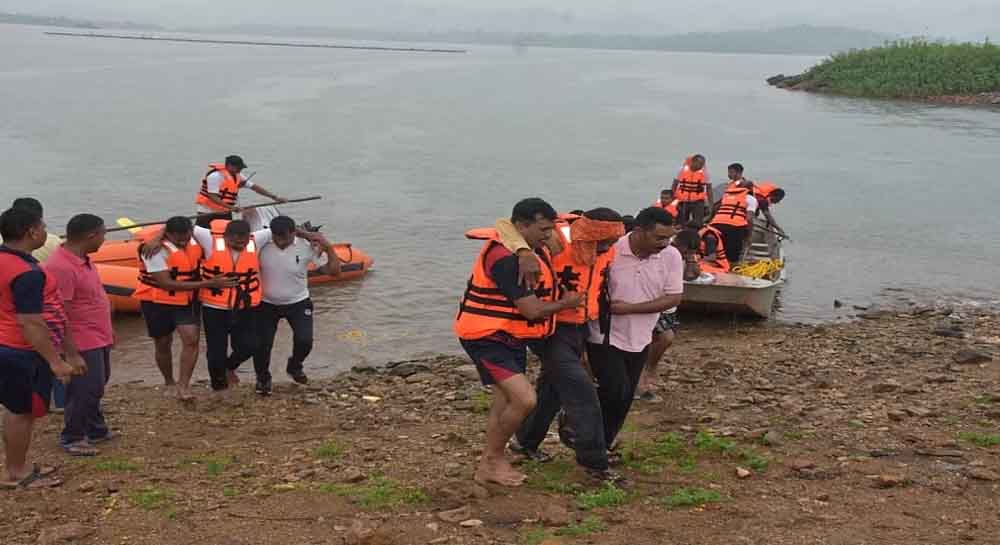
[252,216,340,396]
[195,156,288,229]
[671,155,712,227]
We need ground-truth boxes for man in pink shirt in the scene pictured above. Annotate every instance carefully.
[586,207,685,451]
[45,214,114,457]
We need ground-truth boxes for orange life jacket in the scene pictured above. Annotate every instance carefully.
[655,199,679,218]
[753,181,780,203]
[198,221,261,310]
[711,186,751,227]
[550,224,614,325]
[134,239,204,306]
[698,225,730,273]
[675,157,708,202]
[195,163,243,212]
[454,232,557,341]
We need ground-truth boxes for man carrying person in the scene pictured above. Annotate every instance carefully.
[586,207,685,452]
[253,216,340,395]
[135,216,236,400]
[495,208,626,483]
[195,155,287,228]
[44,214,116,456]
[671,154,712,227]
[0,206,83,488]
[454,198,582,487]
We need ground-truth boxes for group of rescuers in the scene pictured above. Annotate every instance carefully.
[0,155,342,486]
[454,154,786,487]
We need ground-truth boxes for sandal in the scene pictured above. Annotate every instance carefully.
[62,441,99,457]
[88,431,115,444]
[0,464,63,490]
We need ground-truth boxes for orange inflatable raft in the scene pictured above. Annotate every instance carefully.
[94,235,373,314]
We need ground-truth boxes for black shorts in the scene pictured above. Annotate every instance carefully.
[141,301,202,339]
[0,345,53,417]
[653,311,680,335]
[460,336,528,386]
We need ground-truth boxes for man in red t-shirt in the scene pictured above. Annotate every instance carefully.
[0,207,84,489]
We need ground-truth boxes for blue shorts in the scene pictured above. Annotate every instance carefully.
[460,336,528,386]
[0,345,53,417]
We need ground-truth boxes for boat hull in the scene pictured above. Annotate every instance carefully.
[680,276,781,318]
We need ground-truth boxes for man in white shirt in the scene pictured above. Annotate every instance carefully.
[195,155,287,228]
[253,216,339,395]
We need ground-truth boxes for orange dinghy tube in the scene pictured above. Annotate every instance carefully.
[90,239,142,268]
[96,242,373,314]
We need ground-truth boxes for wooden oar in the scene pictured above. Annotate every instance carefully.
[98,195,323,234]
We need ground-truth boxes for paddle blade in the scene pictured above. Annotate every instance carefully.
[116,217,141,234]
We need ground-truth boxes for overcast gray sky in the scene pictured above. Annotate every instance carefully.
[4,0,999,39]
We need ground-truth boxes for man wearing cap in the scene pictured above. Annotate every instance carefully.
[195,155,287,229]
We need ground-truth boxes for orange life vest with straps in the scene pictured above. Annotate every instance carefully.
[698,225,730,273]
[753,182,780,203]
[196,163,243,212]
[134,239,204,306]
[675,157,708,203]
[711,186,751,227]
[654,199,679,218]
[549,223,614,325]
[454,232,557,341]
[198,220,261,310]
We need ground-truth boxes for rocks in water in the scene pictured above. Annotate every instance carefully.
[953,349,993,365]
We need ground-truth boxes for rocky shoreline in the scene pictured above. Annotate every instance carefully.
[3,310,1000,545]
[767,73,1000,106]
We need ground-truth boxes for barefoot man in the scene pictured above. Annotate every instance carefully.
[135,216,235,400]
[454,198,582,486]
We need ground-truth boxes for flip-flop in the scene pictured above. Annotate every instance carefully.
[62,441,99,457]
[88,432,115,444]
[0,465,63,490]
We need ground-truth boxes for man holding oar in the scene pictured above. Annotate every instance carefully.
[195,155,288,228]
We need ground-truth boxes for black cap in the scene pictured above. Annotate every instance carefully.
[224,155,247,169]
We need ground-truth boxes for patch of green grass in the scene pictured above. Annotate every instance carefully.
[662,487,723,509]
[973,394,995,406]
[693,431,736,454]
[521,527,549,545]
[622,432,689,474]
[130,486,174,511]
[619,420,639,435]
[223,486,240,498]
[847,420,866,429]
[318,476,426,509]
[471,389,492,414]
[315,439,345,460]
[739,449,770,472]
[555,516,607,537]
[89,457,140,472]
[523,459,578,494]
[783,430,812,441]
[676,454,698,474]
[576,483,628,510]
[959,431,1000,448]
[180,455,235,477]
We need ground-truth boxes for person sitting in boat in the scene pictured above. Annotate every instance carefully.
[195,155,288,228]
[697,224,730,273]
[708,179,757,265]
[654,189,679,221]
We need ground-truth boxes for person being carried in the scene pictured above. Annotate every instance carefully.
[135,216,236,401]
[709,178,757,265]
[195,155,287,228]
[253,216,340,395]
[634,229,701,401]
[495,208,626,484]
[454,198,582,487]
[586,207,685,454]
[0,206,85,488]
[671,155,712,227]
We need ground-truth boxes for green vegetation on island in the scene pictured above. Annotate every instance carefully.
[768,39,1000,101]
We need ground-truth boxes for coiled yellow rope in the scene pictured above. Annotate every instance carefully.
[731,259,784,279]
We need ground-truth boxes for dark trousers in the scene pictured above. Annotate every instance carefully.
[677,201,707,227]
[586,342,649,448]
[203,306,258,390]
[195,212,233,229]
[712,223,750,264]
[517,325,608,470]
[61,346,111,445]
[253,299,314,381]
